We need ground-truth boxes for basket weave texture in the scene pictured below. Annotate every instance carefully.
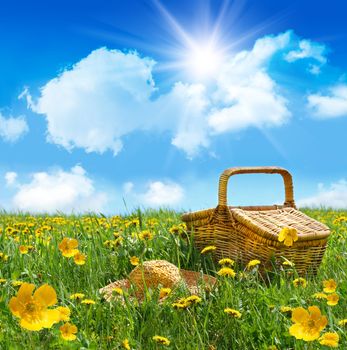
[182,166,330,275]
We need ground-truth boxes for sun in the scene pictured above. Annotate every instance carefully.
[182,40,225,80]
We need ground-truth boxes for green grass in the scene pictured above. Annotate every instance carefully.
[0,209,346,349]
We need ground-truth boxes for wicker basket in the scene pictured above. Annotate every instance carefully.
[182,166,331,275]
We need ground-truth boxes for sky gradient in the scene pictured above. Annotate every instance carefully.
[1,0,347,214]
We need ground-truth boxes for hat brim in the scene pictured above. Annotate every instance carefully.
[100,269,217,302]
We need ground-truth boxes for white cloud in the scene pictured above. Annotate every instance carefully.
[5,172,17,186]
[124,180,184,207]
[208,32,291,133]
[307,84,347,118]
[11,165,108,213]
[0,113,29,142]
[298,179,347,209]
[284,39,327,65]
[25,31,330,158]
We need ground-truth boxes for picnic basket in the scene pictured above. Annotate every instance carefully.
[181,166,331,275]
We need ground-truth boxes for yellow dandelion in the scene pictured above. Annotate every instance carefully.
[112,287,124,296]
[247,259,261,269]
[326,293,339,306]
[282,260,295,267]
[159,288,171,299]
[319,332,339,348]
[152,335,170,346]
[57,306,71,322]
[130,256,139,266]
[293,278,307,288]
[0,278,7,284]
[224,308,242,318]
[217,267,236,277]
[58,238,79,258]
[312,292,327,300]
[323,279,337,293]
[185,295,202,305]
[11,280,24,287]
[280,306,293,314]
[69,293,85,300]
[338,319,347,326]
[122,338,131,350]
[200,246,216,254]
[19,245,29,254]
[218,258,235,266]
[138,230,153,241]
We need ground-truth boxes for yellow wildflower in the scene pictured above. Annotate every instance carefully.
[280,306,293,314]
[217,267,236,277]
[12,280,24,287]
[218,258,234,266]
[278,227,298,247]
[122,338,131,350]
[60,322,78,341]
[69,293,85,300]
[282,260,295,267]
[73,251,86,265]
[9,283,60,331]
[326,293,339,306]
[185,295,202,305]
[201,246,216,254]
[224,308,242,318]
[293,278,307,288]
[289,306,327,341]
[81,299,95,305]
[0,278,7,284]
[319,332,339,348]
[159,288,171,299]
[338,319,347,326]
[138,230,153,241]
[58,238,79,257]
[57,306,71,321]
[247,259,261,269]
[19,245,33,254]
[312,292,327,299]
[323,279,337,293]
[152,335,170,346]
[130,256,139,266]
[112,287,124,296]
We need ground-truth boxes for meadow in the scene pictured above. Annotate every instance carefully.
[0,208,346,349]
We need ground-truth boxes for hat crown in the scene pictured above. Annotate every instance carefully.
[129,260,181,290]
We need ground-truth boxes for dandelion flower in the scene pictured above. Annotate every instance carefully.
[81,299,95,305]
[247,259,261,269]
[185,295,202,305]
[58,238,79,257]
[138,230,153,241]
[130,256,139,266]
[60,322,78,341]
[112,287,124,296]
[152,335,170,346]
[278,227,298,247]
[289,305,327,341]
[282,260,295,267]
[159,288,171,299]
[11,280,24,287]
[323,279,337,293]
[0,278,7,284]
[57,306,71,322]
[19,245,29,254]
[338,319,347,326]
[326,293,339,306]
[312,292,327,300]
[224,308,241,318]
[293,278,307,288]
[200,246,216,254]
[218,258,234,266]
[319,332,339,347]
[122,339,131,350]
[280,306,293,314]
[8,282,60,331]
[73,251,86,265]
[217,267,236,277]
[69,293,85,300]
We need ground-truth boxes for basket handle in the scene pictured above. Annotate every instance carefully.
[218,166,295,207]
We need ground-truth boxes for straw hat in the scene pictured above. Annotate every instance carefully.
[100,260,216,302]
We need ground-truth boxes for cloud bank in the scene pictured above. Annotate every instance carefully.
[298,180,347,209]
[9,165,108,213]
[25,30,331,158]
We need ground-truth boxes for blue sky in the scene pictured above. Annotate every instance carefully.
[1,0,347,214]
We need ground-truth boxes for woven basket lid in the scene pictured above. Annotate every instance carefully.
[100,260,216,302]
[230,207,330,242]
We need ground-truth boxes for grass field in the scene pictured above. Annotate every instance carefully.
[0,209,346,349]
